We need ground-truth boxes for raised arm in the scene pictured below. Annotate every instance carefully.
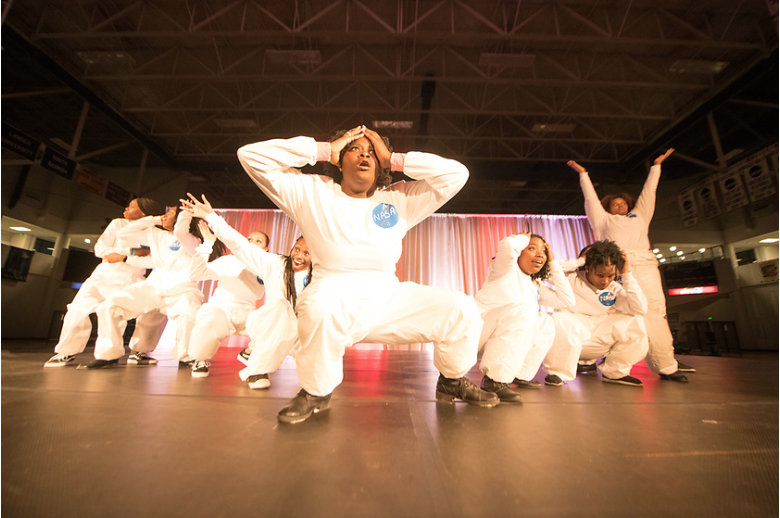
[633,148,673,221]
[568,160,609,227]
[173,210,202,258]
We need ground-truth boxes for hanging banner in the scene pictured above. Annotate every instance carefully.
[1,123,42,162]
[740,155,776,202]
[105,181,131,206]
[40,146,77,180]
[677,188,699,227]
[76,165,107,196]
[716,167,749,212]
[694,179,721,219]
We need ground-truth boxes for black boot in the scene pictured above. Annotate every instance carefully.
[435,374,499,407]
[277,389,332,424]
[481,376,523,404]
[660,371,689,383]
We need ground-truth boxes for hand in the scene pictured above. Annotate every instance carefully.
[198,220,215,242]
[567,160,587,174]
[131,248,150,257]
[544,242,555,262]
[362,127,392,169]
[329,125,365,167]
[654,148,674,165]
[103,253,126,263]
[620,251,630,274]
[180,193,213,219]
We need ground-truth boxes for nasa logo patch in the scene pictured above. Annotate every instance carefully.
[372,203,399,228]
[169,240,181,251]
[598,291,616,307]
[627,213,637,218]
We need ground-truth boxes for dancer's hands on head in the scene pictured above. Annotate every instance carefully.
[567,160,587,174]
[329,125,365,167]
[544,242,555,262]
[654,148,674,165]
[180,193,213,219]
[362,127,392,169]
[619,250,630,274]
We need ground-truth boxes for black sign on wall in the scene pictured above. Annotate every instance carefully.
[40,147,77,180]
[1,123,41,161]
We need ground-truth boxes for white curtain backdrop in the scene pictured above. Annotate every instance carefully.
[215,209,595,298]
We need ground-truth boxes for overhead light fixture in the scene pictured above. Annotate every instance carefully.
[373,121,413,129]
[85,239,91,244]
[652,248,659,254]
[669,59,728,74]
[676,251,684,256]
[214,119,256,128]
[669,246,677,251]
[760,238,779,243]
[656,253,663,258]
[680,256,686,260]
[479,53,536,68]
[77,51,135,65]
[659,258,667,263]
[10,226,31,232]
[698,248,706,253]
[532,123,576,133]
[265,50,322,65]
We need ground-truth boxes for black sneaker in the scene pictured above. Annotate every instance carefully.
[660,371,689,383]
[44,354,75,368]
[277,389,332,424]
[603,375,643,387]
[544,374,563,386]
[178,359,196,368]
[676,361,696,373]
[512,378,542,389]
[76,359,119,370]
[247,373,270,390]
[127,352,158,365]
[435,374,499,407]
[191,360,210,378]
[237,348,252,365]
[481,376,523,404]
[577,363,598,374]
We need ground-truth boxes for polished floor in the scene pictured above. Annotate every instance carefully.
[2,341,778,518]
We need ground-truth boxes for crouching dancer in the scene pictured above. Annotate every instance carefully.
[237,125,498,423]
[543,240,649,387]
[477,233,575,403]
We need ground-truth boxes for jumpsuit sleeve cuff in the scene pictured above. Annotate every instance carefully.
[390,152,406,172]
[315,142,331,162]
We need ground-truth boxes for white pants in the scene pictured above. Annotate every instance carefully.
[295,276,483,396]
[95,281,203,361]
[54,265,143,356]
[629,251,678,375]
[187,302,253,361]
[238,299,299,381]
[545,311,649,381]
[479,304,555,383]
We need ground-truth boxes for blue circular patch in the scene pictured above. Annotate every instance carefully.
[372,203,399,228]
[627,213,637,218]
[169,240,181,251]
[598,291,616,307]
[303,274,311,287]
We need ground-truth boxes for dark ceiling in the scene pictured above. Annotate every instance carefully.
[2,0,778,214]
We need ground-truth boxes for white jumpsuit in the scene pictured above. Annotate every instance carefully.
[544,267,649,381]
[196,212,307,381]
[237,137,482,397]
[94,212,204,361]
[477,234,576,383]
[53,218,155,356]
[186,253,266,363]
[580,167,677,375]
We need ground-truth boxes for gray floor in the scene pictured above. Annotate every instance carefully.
[2,341,778,518]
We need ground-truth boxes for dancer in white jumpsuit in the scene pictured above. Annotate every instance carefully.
[237,125,498,423]
[84,208,206,368]
[44,198,165,367]
[567,149,693,382]
[181,195,312,387]
[477,233,576,402]
[543,240,649,387]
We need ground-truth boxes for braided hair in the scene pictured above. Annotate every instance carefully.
[283,236,312,309]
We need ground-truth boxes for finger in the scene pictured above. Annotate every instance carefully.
[201,194,210,205]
